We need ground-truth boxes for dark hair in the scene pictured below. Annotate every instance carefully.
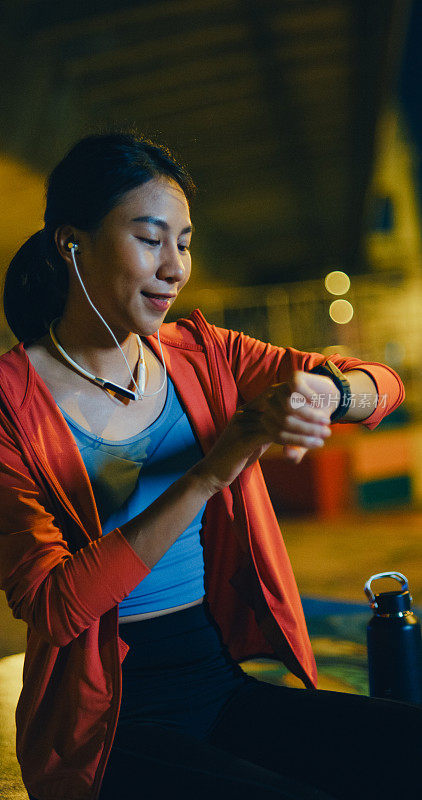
[2,132,196,346]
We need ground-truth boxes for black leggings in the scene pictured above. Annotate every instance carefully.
[29,602,422,800]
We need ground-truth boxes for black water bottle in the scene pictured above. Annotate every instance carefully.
[364,571,422,705]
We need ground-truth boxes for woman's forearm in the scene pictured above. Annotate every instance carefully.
[337,370,379,422]
[118,368,346,568]
[118,380,332,567]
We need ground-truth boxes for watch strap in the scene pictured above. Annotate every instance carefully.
[309,360,352,422]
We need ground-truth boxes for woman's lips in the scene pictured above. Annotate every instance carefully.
[141,292,172,310]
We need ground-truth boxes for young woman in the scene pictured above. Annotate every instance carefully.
[0,132,419,800]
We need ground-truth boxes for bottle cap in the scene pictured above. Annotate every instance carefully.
[372,589,412,615]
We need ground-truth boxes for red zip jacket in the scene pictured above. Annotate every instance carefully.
[0,308,404,800]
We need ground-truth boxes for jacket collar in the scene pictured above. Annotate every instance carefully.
[0,309,235,541]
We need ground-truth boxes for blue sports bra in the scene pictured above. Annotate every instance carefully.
[57,375,206,617]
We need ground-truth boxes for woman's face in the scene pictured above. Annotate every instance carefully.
[70,176,193,338]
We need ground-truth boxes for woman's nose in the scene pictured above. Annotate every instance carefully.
[158,244,187,280]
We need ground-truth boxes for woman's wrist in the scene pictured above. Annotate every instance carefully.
[340,370,378,422]
[308,366,378,423]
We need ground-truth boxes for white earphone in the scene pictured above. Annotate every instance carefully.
[48,241,167,401]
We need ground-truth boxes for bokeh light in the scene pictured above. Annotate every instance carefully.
[329,299,354,324]
[324,271,351,295]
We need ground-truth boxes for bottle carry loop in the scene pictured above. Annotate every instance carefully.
[364,571,409,609]
[365,572,413,617]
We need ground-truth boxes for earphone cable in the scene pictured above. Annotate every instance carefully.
[49,246,167,401]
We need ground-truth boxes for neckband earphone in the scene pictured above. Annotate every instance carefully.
[48,241,167,402]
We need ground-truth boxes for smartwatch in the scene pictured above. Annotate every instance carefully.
[309,360,352,422]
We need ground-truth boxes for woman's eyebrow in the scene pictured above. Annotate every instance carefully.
[131,215,194,234]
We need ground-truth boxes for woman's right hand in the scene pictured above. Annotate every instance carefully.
[195,370,333,494]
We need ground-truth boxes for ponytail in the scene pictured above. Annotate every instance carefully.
[3,229,68,346]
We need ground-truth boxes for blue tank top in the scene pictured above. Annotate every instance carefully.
[56,376,206,617]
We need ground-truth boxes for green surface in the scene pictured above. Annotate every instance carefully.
[357,475,412,509]
[243,611,370,694]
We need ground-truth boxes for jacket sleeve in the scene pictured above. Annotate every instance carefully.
[0,424,150,646]
[212,326,405,431]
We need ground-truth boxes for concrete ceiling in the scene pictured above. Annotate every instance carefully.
[0,0,409,286]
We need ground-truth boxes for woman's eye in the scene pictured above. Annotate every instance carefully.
[138,237,160,246]
[137,237,190,251]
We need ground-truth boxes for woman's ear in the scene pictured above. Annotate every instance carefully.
[54,225,81,263]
